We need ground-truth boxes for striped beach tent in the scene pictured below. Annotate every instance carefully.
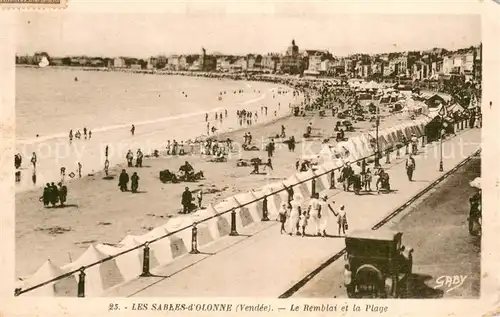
[133,227,175,265]
[96,243,144,282]
[260,182,286,218]
[312,165,330,193]
[162,218,193,258]
[20,260,77,297]
[63,244,125,296]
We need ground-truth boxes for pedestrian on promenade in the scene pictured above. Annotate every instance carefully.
[266,139,275,158]
[181,186,193,214]
[289,194,302,236]
[319,195,334,237]
[278,203,288,234]
[405,154,416,181]
[131,172,139,193]
[364,168,372,191]
[341,162,353,192]
[333,205,348,236]
[307,193,321,236]
[344,264,354,297]
[118,169,129,192]
[299,209,308,237]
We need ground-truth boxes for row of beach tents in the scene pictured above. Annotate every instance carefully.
[16,116,433,297]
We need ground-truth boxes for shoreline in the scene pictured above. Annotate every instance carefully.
[15,71,304,193]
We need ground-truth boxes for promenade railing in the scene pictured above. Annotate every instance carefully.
[14,119,469,297]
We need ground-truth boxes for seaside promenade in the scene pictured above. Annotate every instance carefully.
[104,127,480,297]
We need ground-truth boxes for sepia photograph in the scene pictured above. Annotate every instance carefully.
[10,9,485,305]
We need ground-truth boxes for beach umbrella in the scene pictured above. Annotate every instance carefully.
[469,177,481,189]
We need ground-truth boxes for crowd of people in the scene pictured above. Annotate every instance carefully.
[39,182,68,208]
[277,193,348,237]
[68,127,92,142]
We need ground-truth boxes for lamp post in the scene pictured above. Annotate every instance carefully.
[374,102,380,168]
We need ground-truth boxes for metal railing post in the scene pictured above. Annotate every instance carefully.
[229,208,239,236]
[262,196,270,221]
[311,178,316,198]
[190,223,200,254]
[330,170,336,189]
[77,268,86,297]
[140,243,152,277]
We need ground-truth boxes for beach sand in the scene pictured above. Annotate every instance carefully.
[16,101,408,278]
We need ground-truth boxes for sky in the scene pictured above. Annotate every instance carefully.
[16,12,480,58]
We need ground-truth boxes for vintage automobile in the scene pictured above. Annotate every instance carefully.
[344,229,413,298]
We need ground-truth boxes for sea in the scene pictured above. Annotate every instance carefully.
[15,67,298,192]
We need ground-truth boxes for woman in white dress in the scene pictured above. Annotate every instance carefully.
[319,195,334,237]
[288,194,302,236]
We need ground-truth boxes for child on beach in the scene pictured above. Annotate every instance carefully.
[299,210,308,237]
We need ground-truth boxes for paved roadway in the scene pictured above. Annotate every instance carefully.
[105,128,480,297]
[291,154,481,299]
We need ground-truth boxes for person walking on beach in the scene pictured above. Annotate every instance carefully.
[58,182,68,207]
[278,202,288,234]
[40,183,51,207]
[77,162,82,178]
[136,149,143,167]
[267,139,275,158]
[118,169,129,192]
[104,159,110,176]
[181,186,193,214]
[31,152,37,171]
[131,124,135,136]
[405,154,416,181]
[50,182,59,207]
[196,190,203,208]
[131,172,139,193]
[126,150,134,167]
[60,167,66,182]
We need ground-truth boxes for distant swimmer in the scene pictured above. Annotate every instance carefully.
[88,130,92,139]
[205,113,208,122]
[75,130,81,139]
[131,124,135,136]
[69,129,73,142]
[83,127,87,139]
[211,126,217,134]
[215,113,218,120]
[225,109,227,117]
[105,145,109,158]
[74,77,78,82]
[218,96,222,101]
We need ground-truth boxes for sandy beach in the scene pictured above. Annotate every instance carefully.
[16,100,408,278]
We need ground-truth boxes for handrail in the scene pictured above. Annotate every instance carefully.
[14,126,435,296]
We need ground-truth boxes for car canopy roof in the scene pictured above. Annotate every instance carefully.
[346,229,401,242]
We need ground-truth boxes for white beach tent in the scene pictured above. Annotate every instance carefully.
[19,259,77,297]
[63,244,125,296]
